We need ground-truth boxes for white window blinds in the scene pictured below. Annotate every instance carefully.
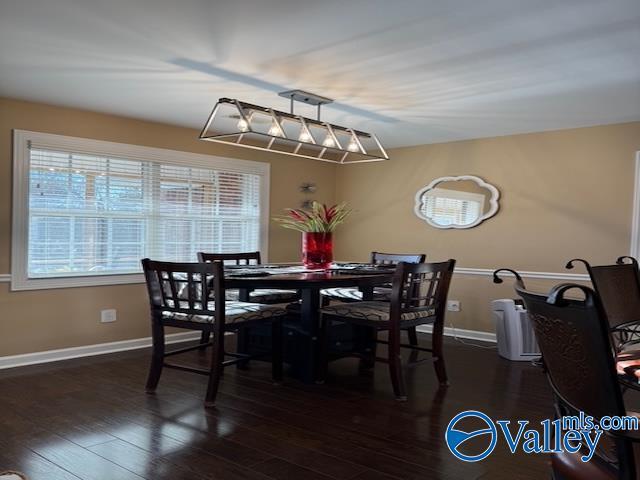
[423,195,482,227]
[27,148,261,279]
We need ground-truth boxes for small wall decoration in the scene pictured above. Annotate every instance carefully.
[414,175,500,229]
[299,183,317,194]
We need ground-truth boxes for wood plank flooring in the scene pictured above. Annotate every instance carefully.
[0,334,596,479]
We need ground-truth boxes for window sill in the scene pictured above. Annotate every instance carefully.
[10,273,145,291]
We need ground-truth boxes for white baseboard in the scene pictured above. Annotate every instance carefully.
[0,331,202,370]
[0,324,495,371]
[416,324,497,343]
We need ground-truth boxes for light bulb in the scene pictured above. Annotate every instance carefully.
[347,140,359,152]
[268,122,282,137]
[237,118,249,132]
[322,134,335,148]
[299,130,312,143]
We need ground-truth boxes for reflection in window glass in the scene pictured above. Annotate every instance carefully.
[422,194,482,226]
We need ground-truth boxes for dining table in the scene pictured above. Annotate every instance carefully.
[225,264,395,383]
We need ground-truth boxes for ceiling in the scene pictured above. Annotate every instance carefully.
[1,0,639,148]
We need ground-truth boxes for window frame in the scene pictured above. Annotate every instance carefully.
[11,129,270,291]
[630,151,640,260]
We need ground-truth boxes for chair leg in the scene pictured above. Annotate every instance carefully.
[198,331,210,352]
[388,329,407,401]
[205,329,225,407]
[432,321,449,386]
[356,325,377,370]
[317,315,331,384]
[407,326,418,346]
[145,316,165,393]
[407,326,419,363]
[271,320,283,383]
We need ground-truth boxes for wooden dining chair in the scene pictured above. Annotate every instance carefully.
[319,260,455,401]
[197,251,299,365]
[141,259,285,407]
[494,269,640,480]
[198,251,262,266]
[197,251,300,304]
[322,251,426,302]
[566,256,640,352]
[370,251,427,265]
[321,251,427,349]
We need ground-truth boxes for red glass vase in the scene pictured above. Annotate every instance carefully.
[302,232,333,269]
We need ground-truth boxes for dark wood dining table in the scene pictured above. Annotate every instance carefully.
[225,266,395,383]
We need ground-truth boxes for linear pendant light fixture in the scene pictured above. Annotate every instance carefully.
[199,90,389,164]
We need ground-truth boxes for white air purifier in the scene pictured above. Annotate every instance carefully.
[491,299,540,361]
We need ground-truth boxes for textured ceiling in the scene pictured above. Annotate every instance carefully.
[1,0,639,147]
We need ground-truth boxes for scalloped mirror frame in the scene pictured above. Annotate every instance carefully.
[414,175,500,229]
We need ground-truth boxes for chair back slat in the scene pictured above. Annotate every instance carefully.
[154,269,170,308]
[420,270,440,308]
[187,272,197,310]
[141,259,224,321]
[371,251,426,265]
[167,271,181,307]
[198,251,261,265]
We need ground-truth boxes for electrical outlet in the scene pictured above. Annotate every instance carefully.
[447,300,461,312]
[100,309,117,323]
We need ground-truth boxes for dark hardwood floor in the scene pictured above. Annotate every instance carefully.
[0,334,567,479]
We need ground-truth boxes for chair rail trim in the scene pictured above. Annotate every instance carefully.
[0,268,590,285]
[454,267,589,281]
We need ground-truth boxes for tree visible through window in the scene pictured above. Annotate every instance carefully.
[27,149,261,278]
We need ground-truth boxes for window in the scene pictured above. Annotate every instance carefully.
[12,130,269,290]
[421,189,485,227]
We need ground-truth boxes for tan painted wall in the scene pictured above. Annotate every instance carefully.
[0,98,336,356]
[335,122,640,332]
[1,96,638,356]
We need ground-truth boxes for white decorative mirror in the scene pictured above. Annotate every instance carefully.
[414,175,500,229]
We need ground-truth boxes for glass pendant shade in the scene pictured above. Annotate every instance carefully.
[237,118,250,132]
[199,98,388,164]
[298,129,312,143]
[322,133,336,147]
[268,121,283,137]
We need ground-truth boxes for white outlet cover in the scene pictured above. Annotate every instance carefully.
[447,301,461,312]
[101,309,117,323]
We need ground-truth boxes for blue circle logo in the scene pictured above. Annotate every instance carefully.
[445,410,497,462]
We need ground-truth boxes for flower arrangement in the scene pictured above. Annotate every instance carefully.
[274,201,351,233]
[274,201,351,269]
